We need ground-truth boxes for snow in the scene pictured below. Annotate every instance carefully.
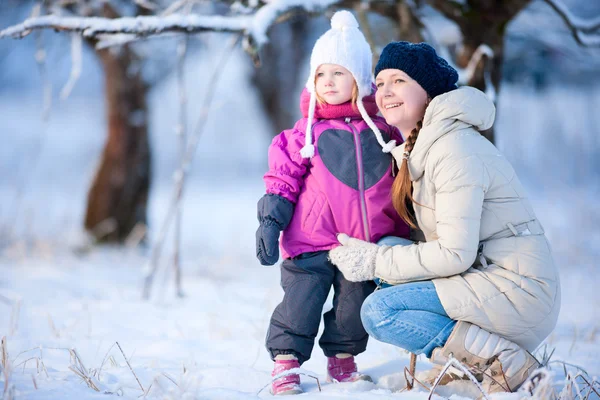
[250,0,340,45]
[2,79,599,398]
[0,1,344,49]
[1,6,600,400]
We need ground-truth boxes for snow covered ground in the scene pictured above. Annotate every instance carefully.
[1,34,600,400]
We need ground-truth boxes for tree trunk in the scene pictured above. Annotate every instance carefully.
[432,0,532,143]
[251,14,310,135]
[84,44,150,243]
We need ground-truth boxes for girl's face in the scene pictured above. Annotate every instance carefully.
[375,69,429,134]
[315,64,355,105]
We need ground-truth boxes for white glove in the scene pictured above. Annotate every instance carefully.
[328,234,378,282]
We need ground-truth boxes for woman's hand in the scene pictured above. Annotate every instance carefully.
[328,234,379,282]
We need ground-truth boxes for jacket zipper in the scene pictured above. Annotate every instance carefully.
[346,118,370,242]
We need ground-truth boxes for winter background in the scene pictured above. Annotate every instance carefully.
[1,0,599,399]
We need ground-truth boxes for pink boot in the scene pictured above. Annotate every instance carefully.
[327,354,372,383]
[271,356,303,395]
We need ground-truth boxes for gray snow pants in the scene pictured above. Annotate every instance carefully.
[266,250,376,365]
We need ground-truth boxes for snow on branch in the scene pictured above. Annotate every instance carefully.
[60,33,82,99]
[250,0,341,45]
[0,0,343,50]
[0,14,252,40]
[543,0,600,46]
[457,44,496,102]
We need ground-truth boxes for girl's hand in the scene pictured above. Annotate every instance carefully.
[328,234,378,282]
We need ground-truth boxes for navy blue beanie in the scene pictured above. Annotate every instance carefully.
[375,41,458,99]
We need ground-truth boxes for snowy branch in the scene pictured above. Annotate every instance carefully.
[542,0,600,46]
[60,33,82,99]
[0,0,343,53]
[457,44,496,102]
[0,14,252,40]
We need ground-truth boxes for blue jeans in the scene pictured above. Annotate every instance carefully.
[360,236,457,358]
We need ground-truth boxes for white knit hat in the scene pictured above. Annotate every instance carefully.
[300,10,397,158]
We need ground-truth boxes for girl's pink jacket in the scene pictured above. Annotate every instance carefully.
[264,89,410,259]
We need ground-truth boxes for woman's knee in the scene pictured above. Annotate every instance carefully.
[360,291,390,339]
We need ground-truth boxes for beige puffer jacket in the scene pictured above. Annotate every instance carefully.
[375,86,561,352]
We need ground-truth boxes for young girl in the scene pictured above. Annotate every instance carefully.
[255,11,410,395]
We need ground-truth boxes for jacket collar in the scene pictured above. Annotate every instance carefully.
[392,86,496,181]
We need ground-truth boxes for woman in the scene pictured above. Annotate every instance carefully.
[329,41,561,395]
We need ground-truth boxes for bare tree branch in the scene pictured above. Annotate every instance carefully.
[0,14,252,39]
[542,0,600,46]
[424,0,467,26]
[0,0,348,63]
[60,33,82,99]
[142,34,242,300]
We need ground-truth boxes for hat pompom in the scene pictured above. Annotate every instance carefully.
[330,10,359,30]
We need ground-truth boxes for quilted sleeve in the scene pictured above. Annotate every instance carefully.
[263,128,311,204]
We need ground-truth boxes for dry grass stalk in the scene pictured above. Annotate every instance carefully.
[161,372,179,387]
[587,327,598,343]
[558,379,576,400]
[32,374,38,389]
[96,342,118,381]
[116,341,145,392]
[569,325,578,356]
[47,314,61,338]
[405,352,417,390]
[108,355,118,367]
[15,356,49,378]
[140,373,182,399]
[572,373,600,400]
[2,336,11,396]
[1,336,8,369]
[522,368,557,399]
[402,364,431,392]
[141,377,163,399]
[536,343,556,368]
[549,360,589,377]
[141,381,155,398]
[68,348,100,391]
[428,356,490,400]
[142,34,241,301]
[0,293,22,335]
[559,372,585,400]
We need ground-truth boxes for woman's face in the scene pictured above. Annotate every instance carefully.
[375,69,429,135]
